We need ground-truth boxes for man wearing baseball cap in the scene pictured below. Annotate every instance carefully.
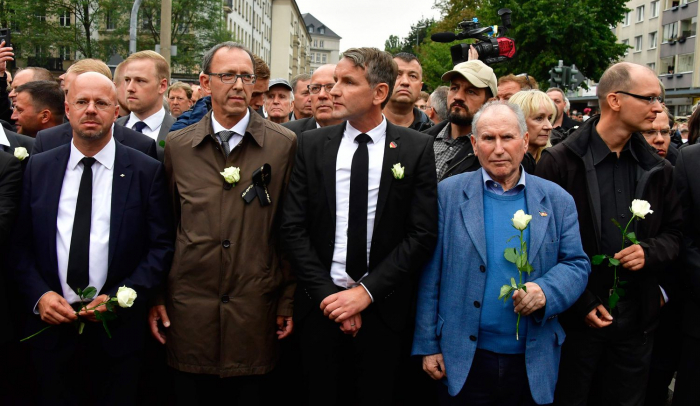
[423,60,499,182]
[265,78,294,124]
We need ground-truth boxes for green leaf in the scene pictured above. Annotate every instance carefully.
[76,287,83,296]
[82,286,97,299]
[102,321,112,339]
[506,235,519,243]
[504,248,518,264]
[499,284,513,301]
[520,284,528,292]
[516,254,527,269]
[522,263,534,275]
[159,140,166,148]
[609,292,620,309]
[611,218,622,231]
[106,302,115,312]
[511,277,517,289]
[608,258,621,266]
[626,232,639,245]
[78,321,85,335]
[100,311,117,321]
[619,280,628,286]
[591,255,607,265]
[94,310,103,321]
[618,288,626,298]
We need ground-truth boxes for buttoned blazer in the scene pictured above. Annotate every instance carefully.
[12,140,173,356]
[411,169,590,405]
[34,122,157,161]
[280,121,438,332]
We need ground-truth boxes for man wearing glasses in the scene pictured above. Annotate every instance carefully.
[283,64,343,136]
[536,62,682,406]
[149,42,297,405]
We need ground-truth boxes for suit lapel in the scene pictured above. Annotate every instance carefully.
[107,143,132,272]
[113,125,126,144]
[374,123,400,226]
[47,146,72,279]
[157,115,175,146]
[322,124,344,221]
[460,170,488,265]
[526,176,551,267]
[115,116,128,127]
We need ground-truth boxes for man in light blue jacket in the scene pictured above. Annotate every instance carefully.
[412,101,590,405]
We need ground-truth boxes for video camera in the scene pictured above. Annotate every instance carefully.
[431,8,516,66]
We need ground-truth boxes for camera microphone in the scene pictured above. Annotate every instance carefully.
[431,32,458,43]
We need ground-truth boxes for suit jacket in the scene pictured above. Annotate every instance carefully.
[280,121,438,332]
[12,140,174,356]
[282,116,318,136]
[675,144,700,338]
[33,122,157,161]
[411,169,590,404]
[116,113,176,161]
[0,152,21,344]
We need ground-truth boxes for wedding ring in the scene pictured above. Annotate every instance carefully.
[350,324,356,326]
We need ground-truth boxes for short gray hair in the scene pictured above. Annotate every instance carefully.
[291,73,311,93]
[429,86,449,122]
[201,42,255,75]
[546,87,570,113]
[472,100,527,138]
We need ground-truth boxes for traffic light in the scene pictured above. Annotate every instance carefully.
[568,64,585,90]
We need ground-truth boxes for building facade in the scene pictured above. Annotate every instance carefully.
[303,13,341,72]
[269,0,311,80]
[224,0,273,66]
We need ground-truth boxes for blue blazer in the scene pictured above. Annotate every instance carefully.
[412,169,590,404]
[12,140,174,356]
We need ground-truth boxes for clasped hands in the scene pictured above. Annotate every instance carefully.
[38,291,111,325]
[320,286,372,337]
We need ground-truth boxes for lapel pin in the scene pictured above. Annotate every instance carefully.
[120,174,125,177]
[539,211,548,217]
[390,141,397,149]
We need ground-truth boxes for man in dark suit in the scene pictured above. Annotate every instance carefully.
[12,72,173,405]
[1,127,34,156]
[283,64,342,136]
[117,50,176,161]
[281,47,438,406]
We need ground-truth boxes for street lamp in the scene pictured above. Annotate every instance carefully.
[416,24,427,48]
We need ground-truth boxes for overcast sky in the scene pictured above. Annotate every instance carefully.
[295,0,443,51]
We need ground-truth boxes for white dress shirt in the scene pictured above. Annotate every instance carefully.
[125,107,166,141]
[0,125,9,151]
[55,137,115,304]
[330,118,386,297]
[211,110,250,151]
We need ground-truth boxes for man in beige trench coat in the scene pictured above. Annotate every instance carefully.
[148,42,297,405]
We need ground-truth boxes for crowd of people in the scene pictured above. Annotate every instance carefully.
[0,39,697,406]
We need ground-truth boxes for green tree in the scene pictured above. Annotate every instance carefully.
[384,34,402,55]
[432,0,481,33]
[474,0,629,87]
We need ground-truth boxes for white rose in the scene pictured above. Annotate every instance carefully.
[391,163,404,179]
[14,147,28,161]
[116,286,137,308]
[512,210,533,231]
[630,199,653,219]
[220,166,241,185]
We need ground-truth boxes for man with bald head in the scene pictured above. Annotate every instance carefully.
[537,62,682,405]
[11,71,173,405]
[283,64,342,136]
[8,67,54,105]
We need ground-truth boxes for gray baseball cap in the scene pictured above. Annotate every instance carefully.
[268,78,292,91]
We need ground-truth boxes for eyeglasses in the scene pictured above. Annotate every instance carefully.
[417,105,427,110]
[614,90,663,104]
[72,100,113,111]
[206,72,256,85]
[516,73,532,90]
[642,129,671,138]
[308,83,335,94]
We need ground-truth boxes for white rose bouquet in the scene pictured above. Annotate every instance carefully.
[21,285,137,341]
[592,199,653,309]
[498,210,534,340]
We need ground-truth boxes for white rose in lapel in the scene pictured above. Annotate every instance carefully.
[220,166,241,186]
[14,147,28,161]
[630,199,653,219]
[116,286,137,308]
[391,163,404,180]
[512,210,532,231]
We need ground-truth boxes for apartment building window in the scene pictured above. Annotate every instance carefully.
[622,39,629,55]
[635,35,643,51]
[36,13,46,23]
[678,52,694,72]
[320,40,324,48]
[647,62,656,72]
[680,17,697,37]
[663,22,679,42]
[106,11,115,30]
[315,53,320,63]
[651,1,660,17]
[319,27,325,34]
[649,31,658,48]
[322,53,327,63]
[313,39,317,47]
[623,11,631,26]
[637,6,644,22]
[660,56,675,74]
[310,52,315,61]
[59,45,71,61]
[59,9,70,27]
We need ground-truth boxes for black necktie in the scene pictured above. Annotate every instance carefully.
[133,121,147,133]
[217,130,234,157]
[346,133,371,281]
[67,157,96,292]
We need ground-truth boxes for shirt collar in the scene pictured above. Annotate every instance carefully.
[482,166,526,193]
[128,107,166,131]
[211,109,250,136]
[0,125,8,147]
[344,116,387,145]
[69,135,116,171]
[590,126,637,165]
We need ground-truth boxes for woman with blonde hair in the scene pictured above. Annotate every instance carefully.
[509,90,557,163]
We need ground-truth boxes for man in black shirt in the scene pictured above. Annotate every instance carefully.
[536,62,682,406]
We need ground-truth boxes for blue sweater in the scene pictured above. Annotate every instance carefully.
[478,188,529,354]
